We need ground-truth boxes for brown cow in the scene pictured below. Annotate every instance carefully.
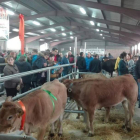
[63,74,138,137]
[0,80,67,140]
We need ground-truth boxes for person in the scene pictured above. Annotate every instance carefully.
[68,51,74,78]
[102,54,108,62]
[108,53,113,59]
[127,53,134,72]
[48,54,63,81]
[15,55,32,93]
[76,52,86,78]
[89,54,101,73]
[99,54,104,62]
[114,55,121,75]
[57,53,63,65]
[135,54,140,108]
[3,55,22,97]
[31,49,38,65]
[32,52,48,87]
[51,48,58,62]
[118,52,128,76]
[85,52,93,72]
[0,52,5,74]
[61,53,70,76]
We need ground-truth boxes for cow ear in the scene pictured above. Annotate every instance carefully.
[16,108,24,118]
[3,102,15,108]
[5,96,13,102]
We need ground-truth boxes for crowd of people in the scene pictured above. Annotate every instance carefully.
[0,49,140,108]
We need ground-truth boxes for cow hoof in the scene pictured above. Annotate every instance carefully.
[49,133,55,137]
[88,133,94,137]
[127,128,132,132]
[58,133,63,137]
[122,125,126,129]
[76,116,80,119]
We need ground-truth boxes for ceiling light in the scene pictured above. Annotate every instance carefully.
[46,37,52,39]
[12,28,19,32]
[62,33,66,36]
[70,32,73,35]
[70,36,74,39]
[100,34,103,36]
[32,21,41,25]
[97,23,100,26]
[54,39,59,41]
[80,7,86,15]
[40,39,44,41]
[6,10,14,15]
[90,21,95,26]
[96,29,99,32]
[50,28,56,32]
[41,31,45,34]
[103,37,105,39]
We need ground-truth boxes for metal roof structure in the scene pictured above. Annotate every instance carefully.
[1,0,140,47]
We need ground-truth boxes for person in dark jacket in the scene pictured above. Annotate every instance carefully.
[15,55,32,93]
[32,52,48,87]
[89,54,101,73]
[135,54,140,108]
[85,52,93,71]
[3,55,22,97]
[31,49,38,65]
[0,52,5,74]
[118,52,128,76]
[61,53,70,76]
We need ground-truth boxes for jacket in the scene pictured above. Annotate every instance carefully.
[15,61,32,84]
[76,56,86,71]
[114,57,120,70]
[3,64,21,88]
[118,59,128,75]
[135,57,140,79]
[85,57,93,71]
[128,59,134,71]
[61,56,70,71]
[0,56,5,74]
[89,58,101,73]
[32,55,38,65]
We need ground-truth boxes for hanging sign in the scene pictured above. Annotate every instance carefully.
[0,7,9,41]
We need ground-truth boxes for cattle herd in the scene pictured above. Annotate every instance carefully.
[0,73,138,140]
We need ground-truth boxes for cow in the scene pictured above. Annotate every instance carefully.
[0,80,67,140]
[102,59,116,77]
[63,74,138,137]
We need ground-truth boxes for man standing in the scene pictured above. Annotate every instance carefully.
[31,49,38,65]
[89,54,101,73]
[85,52,93,72]
[135,54,140,108]
[61,53,70,76]
[51,48,58,62]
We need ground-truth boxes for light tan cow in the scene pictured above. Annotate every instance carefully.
[63,75,138,137]
[0,80,67,140]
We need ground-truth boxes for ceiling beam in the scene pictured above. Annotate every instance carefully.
[52,0,140,21]
[0,0,19,3]
[10,10,140,34]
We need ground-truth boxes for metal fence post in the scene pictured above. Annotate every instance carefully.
[47,69,50,82]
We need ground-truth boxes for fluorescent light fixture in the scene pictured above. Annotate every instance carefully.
[41,31,45,33]
[12,28,19,32]
[90,21,95,26]
[100,34,103,36]
[62,33,66,36]
[96,29,99,32]
[103,37,105,39]
[6,10,14,15]
[54,39,59,41]
[46,37,52,39]
[70,47,71,50]
[70,32,73,35]
[32,21,41,25]
[97,23,100,26]
[40,39,44,41]
[70,36,74,39]
[80,7,86,15]
[50,28,56,32]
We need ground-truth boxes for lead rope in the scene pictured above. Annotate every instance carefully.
[42,89,57,117]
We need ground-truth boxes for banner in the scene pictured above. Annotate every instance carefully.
[19,14,24,54]
[0,7,9,41]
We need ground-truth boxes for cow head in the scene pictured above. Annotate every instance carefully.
[0,97,24,133]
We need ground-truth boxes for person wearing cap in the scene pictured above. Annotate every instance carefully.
[135,53,140,108]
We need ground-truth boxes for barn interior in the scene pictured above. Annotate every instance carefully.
[0,0,140,140]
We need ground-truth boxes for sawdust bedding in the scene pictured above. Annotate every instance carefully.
[32,107,140,140]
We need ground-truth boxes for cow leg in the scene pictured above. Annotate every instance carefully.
[88,109,95,137]
[104,107,111,123]
[83,111,90,133]
[50,123,55,137]
[76,105,81,119]
[58,113,63,136]
[122,100,129,129]
[37,127,46,140]
[128,101,135,131]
